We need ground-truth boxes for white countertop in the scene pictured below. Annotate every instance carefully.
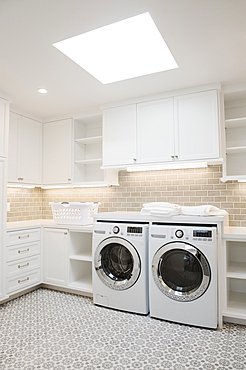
[93,211,226,223]
[7,219,93,232]
[223,226,246,239]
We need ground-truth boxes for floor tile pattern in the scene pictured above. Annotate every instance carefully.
[0,288,245,369]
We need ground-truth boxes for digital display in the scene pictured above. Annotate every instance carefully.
[193,230,212,238]
[127,227,142,234]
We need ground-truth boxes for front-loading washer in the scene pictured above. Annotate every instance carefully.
[92,221,149,314]
[149,223,217,328]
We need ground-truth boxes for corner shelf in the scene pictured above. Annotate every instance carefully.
[73,115,118,186]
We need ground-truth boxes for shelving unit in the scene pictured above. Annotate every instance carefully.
[68,230,93,293]
[73,114,118,186]
[222,229,246,323]
[222,90,246,180]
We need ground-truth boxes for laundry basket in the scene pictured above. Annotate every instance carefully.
[49,202,100,225]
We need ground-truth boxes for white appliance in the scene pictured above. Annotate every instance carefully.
[149,223,217,328]
[92,221,149,314]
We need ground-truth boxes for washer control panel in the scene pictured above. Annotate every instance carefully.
[169,226,214,242]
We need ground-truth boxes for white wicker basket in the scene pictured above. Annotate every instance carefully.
[49,202,100,225]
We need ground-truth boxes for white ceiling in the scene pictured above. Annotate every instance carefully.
[1,0,246,120]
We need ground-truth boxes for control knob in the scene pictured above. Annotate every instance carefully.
[113,226,120,234]
[175,229,184,238]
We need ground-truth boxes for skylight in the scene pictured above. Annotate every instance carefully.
[53,12,178,84]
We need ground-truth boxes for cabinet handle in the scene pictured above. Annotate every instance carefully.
[18,277,29,284]
[175,155,178,159]
[18,248,30,254]
[68,178,71,181]
[18,263,30,269]
[64,232,67,235]
[18,177,23,181]
[133,158,137,162]
[18,234,29,240]
[171,155,175,159]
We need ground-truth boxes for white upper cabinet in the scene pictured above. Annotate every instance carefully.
[0,98,9,158]
[102,89,220,168]
[43,119,72,185]
[103,104,137,166]
[8,112,42,185]
[137,98,174,164]
[174,90,220,161]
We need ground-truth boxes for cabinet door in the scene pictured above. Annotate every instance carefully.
[43,119,72,184]
[174,90,220,161]
[19,117,42,184]
[8,112,20,182]
[0,158,7,301]
[43,228,68,286]
[0,98,9,158]
[103,105,137,166]
[137,98,174,164]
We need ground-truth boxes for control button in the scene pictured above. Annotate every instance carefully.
[198,238,202,241]
[185,237,189,240]
[113,226,120,234]
[208,238,212,241]
[193,238,198,241]
[203,238,208,241]
[175,229,184,238]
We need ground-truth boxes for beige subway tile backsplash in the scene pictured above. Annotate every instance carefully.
[6,165,246,226]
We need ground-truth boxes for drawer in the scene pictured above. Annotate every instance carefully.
[7,228,41,246]
[6,255,41,278]
[6,241,41,262]
[7,269,40,294]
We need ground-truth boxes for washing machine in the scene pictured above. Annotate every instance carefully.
[92,221,149,314]
[149,223,217,328]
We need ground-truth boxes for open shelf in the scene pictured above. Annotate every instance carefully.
[75,136,102,145]
[226,146,246,154]
[226,278,246,313]
[225,117,246,128]
[226,240,246,275]
[68,260,92,292]
[68,277,92,293]
[69,254,92,262]
[75,158,102,165]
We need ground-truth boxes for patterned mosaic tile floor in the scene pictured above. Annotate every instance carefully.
[0,288,245,370]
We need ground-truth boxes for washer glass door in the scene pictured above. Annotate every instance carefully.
[95,237,141,290]
[152,242,211,301]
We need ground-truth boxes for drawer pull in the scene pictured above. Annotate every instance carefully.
[18,277,29,284]
[18,248,30,254]
[18,234,30,240]
[18,263,30,269]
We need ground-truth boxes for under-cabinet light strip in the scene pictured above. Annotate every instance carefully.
[127,162,208,172]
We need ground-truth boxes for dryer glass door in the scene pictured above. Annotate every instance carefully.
[95,237,141,290]
[152,242,211,302]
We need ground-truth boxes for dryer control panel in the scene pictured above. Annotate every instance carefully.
[150,224,216,245]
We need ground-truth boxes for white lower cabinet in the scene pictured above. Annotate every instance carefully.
[43,227,93,295]
[43,228,68,286]
[6,228,41,295]
[222,231,246,323]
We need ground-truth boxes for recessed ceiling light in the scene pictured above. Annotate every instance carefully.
[38,88,48,93]
[53,12,178,84]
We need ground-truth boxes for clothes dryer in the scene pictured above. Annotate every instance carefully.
[149,224,217,328]
[92,221,149,314]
